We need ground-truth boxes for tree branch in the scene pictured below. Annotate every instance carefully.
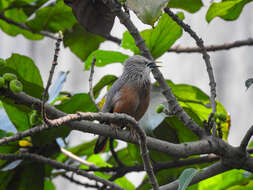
[168,38,253,53]
[61,173,100,188]
[42,31,63,122]
[164,8,217,137]
[0,89,217,157]
[240,125,253,151]
[0,153,124,190]
[110,138,124,167]
[159,161,230,190]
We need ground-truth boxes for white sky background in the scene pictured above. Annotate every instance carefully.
[1,1,253,189]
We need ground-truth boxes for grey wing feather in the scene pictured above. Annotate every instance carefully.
[102,77,125,113]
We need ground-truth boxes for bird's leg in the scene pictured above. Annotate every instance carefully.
[128,123,137,140]
[111,123,120,136]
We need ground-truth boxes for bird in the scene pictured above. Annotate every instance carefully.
[94,55,156,153]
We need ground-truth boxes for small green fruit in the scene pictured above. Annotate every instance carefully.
[9,79,23,93]
[3,73,17,81]
[0,77,5,88]
[156,104,165,113]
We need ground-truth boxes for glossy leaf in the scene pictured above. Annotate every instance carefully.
[85,50,129,70]
[167,0,203,13]
[93,75,118,98]
[64,24,105,61]
[121,13,184,58]
[0,3,43,40]
[27,0,76,33]
[191,169,253,190]
[56,93,97,113]
[206,0,253,23]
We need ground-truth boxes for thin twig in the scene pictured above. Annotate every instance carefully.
[108,1,206,139]
[168,38,253,53]
[41,31,63,122]
[0,153,124,190]
[46,111,160,190]
[109,138,124,167]
[240,125,253,151]
[61,173,100,188]
[89,58,100,111]
[60,148,96,168]
[164,8,217,137]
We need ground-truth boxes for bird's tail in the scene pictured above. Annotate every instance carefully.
[94,136,108,154]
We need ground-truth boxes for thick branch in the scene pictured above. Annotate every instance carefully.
[168,38,253,53]
[0,153,123,190]
[0,89,216,158]
[159,161,230,190]
[240,125,253,151]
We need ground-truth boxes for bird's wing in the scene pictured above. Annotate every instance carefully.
[102,78,126,113]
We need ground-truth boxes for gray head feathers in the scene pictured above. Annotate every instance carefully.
[121,55,152,85]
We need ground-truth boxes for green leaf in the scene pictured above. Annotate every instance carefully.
[27,0,76,33]
[121,13,183,58]
[6,162,45,190]
[0,0,45,40]
[195,169,253,190]
[178,168,200,190]
[56,93,97,113]
[126,0,169,26]
[2,103,30,132]
[93,75,118,98]
[167,0,203,13]
[44,179,55,190]
[0,19,43,40]
[206,0,253,23]
[63,24,105,61]
[86,154,111,167]
[5,54,43,95]
[115,177,135,190]
[85,50,129,70]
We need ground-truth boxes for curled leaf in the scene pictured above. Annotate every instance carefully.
[65,0,115,36]
[126,0,169,26]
